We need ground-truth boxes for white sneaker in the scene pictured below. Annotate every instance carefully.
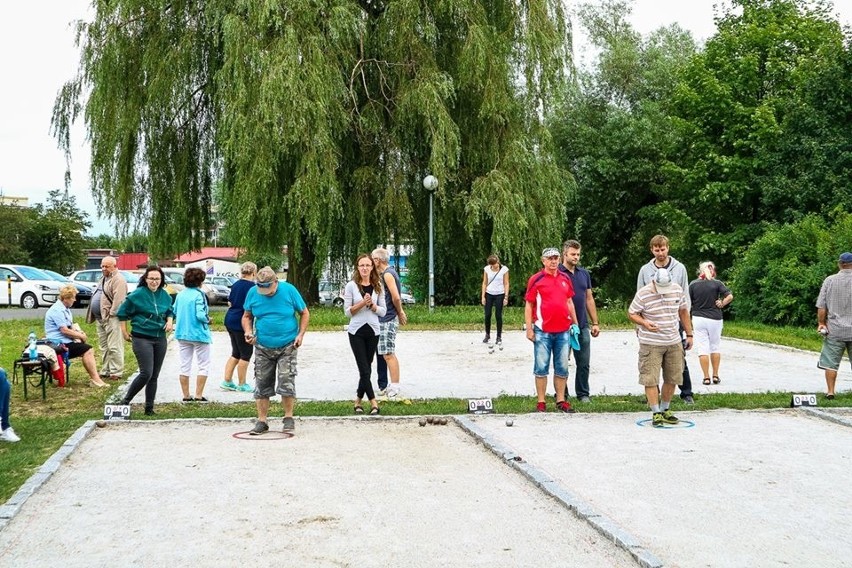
[376,389,387,397]
[1,427,20,443]
[386,387,401,400]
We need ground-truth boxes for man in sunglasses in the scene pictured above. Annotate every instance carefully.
[242,266,310,435]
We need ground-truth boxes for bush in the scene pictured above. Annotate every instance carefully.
[730,213,852,326]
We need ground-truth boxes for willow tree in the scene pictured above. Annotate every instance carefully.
[53,0,573,302]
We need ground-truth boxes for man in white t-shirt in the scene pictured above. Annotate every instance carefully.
[628,268,694,428]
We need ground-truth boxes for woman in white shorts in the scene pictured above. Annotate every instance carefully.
[688,261,733,385]
[173,268,213,401]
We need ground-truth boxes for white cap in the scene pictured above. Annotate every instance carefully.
[654,268,672,288]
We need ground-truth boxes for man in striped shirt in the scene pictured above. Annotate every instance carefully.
[628,268,694,427]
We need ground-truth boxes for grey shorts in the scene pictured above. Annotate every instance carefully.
[254,343,298,399]
[817,337,852,372]
[378,319,399,355]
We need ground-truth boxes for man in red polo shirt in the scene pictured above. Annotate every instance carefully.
[525,247,580,413]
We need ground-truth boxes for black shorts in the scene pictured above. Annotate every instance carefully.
[228,328,254,361]
[66,342,93,359]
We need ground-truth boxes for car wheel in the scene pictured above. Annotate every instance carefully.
[21,292,38,309]
[332,297,344,308]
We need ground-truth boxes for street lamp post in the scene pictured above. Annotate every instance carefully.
[423,175,438,311]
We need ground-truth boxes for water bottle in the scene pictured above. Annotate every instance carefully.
[28,331,38,360]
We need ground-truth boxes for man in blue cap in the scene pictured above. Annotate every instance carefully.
[816,252,852,399]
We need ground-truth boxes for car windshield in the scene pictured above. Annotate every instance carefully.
[42,269,70,282]
[17,266,53,281]
[119,271,137,281]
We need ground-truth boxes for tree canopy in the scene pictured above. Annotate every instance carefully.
[54,0,574,302]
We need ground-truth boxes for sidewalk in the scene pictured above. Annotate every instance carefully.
[123,330,839,405]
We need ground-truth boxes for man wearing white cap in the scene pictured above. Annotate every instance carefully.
[816,252,852,399]
[242,266,310,434]
[628,267,694,427]
[524,247,580,413]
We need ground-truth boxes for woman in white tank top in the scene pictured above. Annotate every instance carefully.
[481,254,509,344]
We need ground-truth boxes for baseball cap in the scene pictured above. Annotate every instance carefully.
[839,252,852,264]
[654,268,673,288]
[542,247,560,258]
[255,266,278,295]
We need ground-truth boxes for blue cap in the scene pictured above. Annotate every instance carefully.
[840,252,852,263]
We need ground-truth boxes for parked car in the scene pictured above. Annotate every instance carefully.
[0,265,62,309]
[208,275,237,288]
[41,269,94,309]
[318,280,344,307]
[400,285,417,304]
[68,269,139,293]
[162,268,228,305]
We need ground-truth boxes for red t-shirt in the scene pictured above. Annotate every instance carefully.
[525,269,575,333]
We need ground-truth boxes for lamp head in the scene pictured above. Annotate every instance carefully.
[423,175,438,191]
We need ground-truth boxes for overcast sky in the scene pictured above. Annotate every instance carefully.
[1,0,849,236]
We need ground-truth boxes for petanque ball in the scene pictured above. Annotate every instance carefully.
[419,419,427,427]
[439,418,448,425]
[95,420,107,428]
[426,417,434,424]
[505,419,513,427]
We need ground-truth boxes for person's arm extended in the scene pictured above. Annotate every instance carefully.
[679,306,693,350]
[481,271,487,306]
[524,301,534,342]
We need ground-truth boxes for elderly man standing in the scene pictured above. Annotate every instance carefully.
[816,252,852,399]
[85,256,128,381]
[525,247,580,413]
[371,247,408,400]
[629,268,694,427]
[242,266,310,435]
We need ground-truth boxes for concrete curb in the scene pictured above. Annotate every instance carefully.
[800,407,852,428]
[453,415,665,568]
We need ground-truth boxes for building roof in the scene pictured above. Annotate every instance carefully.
[173,247,242,263]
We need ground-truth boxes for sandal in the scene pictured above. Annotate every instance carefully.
[354,405,364,414]
[369,406,380,415]
[712,376,721,384]
[702,377,711,385]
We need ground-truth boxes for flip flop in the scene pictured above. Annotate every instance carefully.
[702,377,711,385]
[712,376,721,384]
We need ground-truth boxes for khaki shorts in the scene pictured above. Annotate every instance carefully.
[638,343,684,387]
[817,337,852,372]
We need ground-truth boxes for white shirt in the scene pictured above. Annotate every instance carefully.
[484,265,509,295]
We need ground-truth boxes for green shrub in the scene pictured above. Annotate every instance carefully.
[730,213,852,326]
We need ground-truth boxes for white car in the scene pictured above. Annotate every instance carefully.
[0,264,62,309]
[68,269,139,292]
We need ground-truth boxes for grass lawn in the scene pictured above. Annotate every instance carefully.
[0,305,843,502]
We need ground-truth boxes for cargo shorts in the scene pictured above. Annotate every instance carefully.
[254,342,298,399]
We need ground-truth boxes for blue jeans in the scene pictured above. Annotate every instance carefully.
[533,328,571,377]
[571,326,591,398]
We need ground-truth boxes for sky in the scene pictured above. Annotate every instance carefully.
[1,0,850,236]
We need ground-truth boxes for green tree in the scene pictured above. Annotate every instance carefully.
[54,0,573,303]
[0,203,34,264]
[23,190,91,274]
[550,0,697,299]
[663,0,848,266]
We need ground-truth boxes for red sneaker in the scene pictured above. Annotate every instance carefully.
[556,400,576,413]
[536,402,546,412]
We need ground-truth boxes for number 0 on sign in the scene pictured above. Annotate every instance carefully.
[468,398,494,414]
[103,404,132,421]
[790,394,818,408]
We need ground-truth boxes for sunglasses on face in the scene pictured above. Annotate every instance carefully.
[256,281,273,288]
